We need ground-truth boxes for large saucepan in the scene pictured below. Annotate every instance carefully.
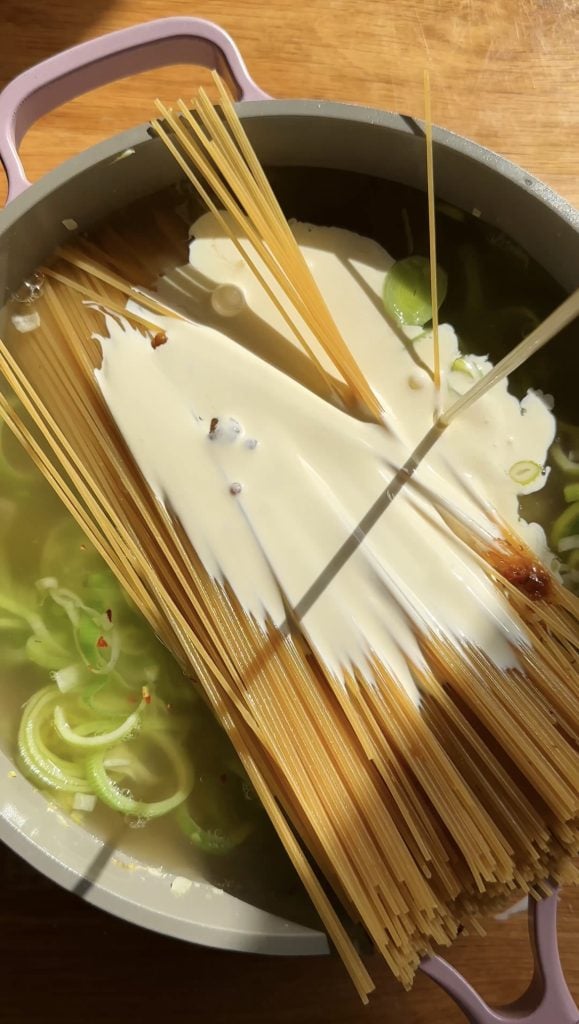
[0,16,578,1017]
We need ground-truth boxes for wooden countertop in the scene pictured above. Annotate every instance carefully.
[1,2,578,1021]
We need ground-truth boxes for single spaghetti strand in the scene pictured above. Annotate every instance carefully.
[423,69,441,416]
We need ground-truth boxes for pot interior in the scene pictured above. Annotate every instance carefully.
[0,157,577,950]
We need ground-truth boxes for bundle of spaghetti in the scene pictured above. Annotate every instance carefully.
[0,233,577,1000]
[0,81,577,1001]
[151,80,383,423]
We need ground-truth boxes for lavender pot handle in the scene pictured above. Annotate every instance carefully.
[0,16,270,203]
[420,891,578,1023]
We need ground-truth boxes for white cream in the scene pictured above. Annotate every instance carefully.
[95,219,556,704]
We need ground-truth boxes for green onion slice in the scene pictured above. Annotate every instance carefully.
[551,501,579,550]
[18,686,89,792]
[551,444,579,478]
[508,461,541,486]
[53,702,142,751]
[382,255,448,327]
[564,482,579,504]
[86,731,193,819]
[175,802,253,855]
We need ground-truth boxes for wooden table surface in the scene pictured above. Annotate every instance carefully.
[1,2,578,1021]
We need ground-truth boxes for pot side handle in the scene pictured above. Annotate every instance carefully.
[420,891,579,1024]
[0,16,270,203]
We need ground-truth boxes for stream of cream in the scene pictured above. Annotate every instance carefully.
[94,216,555,703]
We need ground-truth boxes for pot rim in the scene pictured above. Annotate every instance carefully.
[2,98,578,234]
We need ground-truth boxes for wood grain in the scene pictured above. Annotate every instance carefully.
[1,0,579,207]
[0,2,578,1021]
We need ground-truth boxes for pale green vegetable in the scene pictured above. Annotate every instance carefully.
[53,702,143,750]
[176,801,254,855]
[508,461,542,486]
[436,200,465,223]
[0,453,258,847]
[86,731,194,819]
[564,482,579,503]
[551,443,579,478]
[558,535,579,554]
[382,255,448,327]
[551,502,579,550]
[451,356,475,376]
[18,686,90,793]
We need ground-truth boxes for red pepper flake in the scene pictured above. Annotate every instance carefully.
[105,608,113,623]
[208,416,219,438]
[142,686,152,705]
[96,635,109,649]
[151,330,168,350]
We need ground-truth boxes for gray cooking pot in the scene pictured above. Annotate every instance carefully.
[0,18,578,1015]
